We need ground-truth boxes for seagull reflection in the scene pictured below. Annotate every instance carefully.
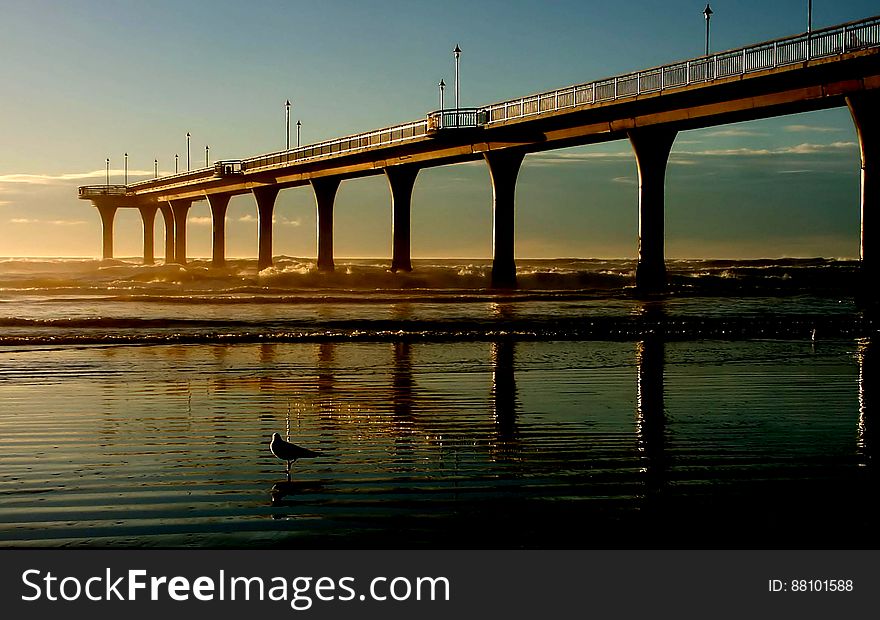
[270,479,325,505]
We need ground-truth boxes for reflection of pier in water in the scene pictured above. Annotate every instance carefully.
[124,332,877,485]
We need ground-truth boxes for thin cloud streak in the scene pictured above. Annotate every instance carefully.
[0,169,155,185]
[10,218,87,226]
[784,124,844,133]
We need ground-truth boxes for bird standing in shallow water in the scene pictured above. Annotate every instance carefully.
[270,432,321,481]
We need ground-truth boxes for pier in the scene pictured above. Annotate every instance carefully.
[78,16,880,290]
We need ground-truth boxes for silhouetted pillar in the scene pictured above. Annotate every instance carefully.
[254,186,279,270]
[312,178,340,272]
[636,336,667,495]
[386,166,419,273]
[95,204,116,260]
[848,92,880,282]
[485,150,525,288]
[160,205,175,263]
[207,194,230,268]
[169,200,192,265]
[139,205,158,265]
[629,127,677,294]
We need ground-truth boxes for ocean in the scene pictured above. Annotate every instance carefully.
[0,257,877,548]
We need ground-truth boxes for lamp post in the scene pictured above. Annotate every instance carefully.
[808,0,812,34]
[703,4,713,56]
[105,158,110,187]
[186,132,191,171]
[453,44,461,111]
[439,78,446,110]
[154,158,158,179]
[205,145,210,167]
[124,153,128,185]
[296,120,301,148]
[175,154,179,174]
[286,99,291,150]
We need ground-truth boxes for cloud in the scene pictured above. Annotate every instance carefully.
[784,124,844,133]
[704,128,766,137]
[611,176,637,185]
[0,169,154,185]
[9,218,87,225]
[677,142,857,157]
[189,216,213,226]
[236,213,300,226]
[0,200,10,206]
[526,151,632,166]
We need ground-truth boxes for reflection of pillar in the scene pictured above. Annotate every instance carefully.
[858,338,877,469]
[628,127,677,294]
[160,205,175,263]
[636,337,666,495]
[392,341,414,420]
[259,343,277,393]
[254,186,279,270]
[386,165,419,273]
[170,199,192,265]
[139,205,158,265]
[312,178,340,272]
[847,92,880,282]
[317,342,335,396]
[491,339,518,446]
[95,204,116,260]
[485,150,525,288]
[207,194,230,268]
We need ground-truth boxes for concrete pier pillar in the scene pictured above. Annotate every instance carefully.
[312,178,340,272]
[169,199,192,265]
[95,204,117,260]
[253,186,279,270]
[207,194,230,268]
[847,91,880,282]
[386,166,419,273]
[160,205,175,264]
[484,150,525,288]
[139,205,158,265]
[628,127,677,294]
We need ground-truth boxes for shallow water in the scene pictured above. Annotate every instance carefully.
[1,338,877,548]
[0,258,877,548]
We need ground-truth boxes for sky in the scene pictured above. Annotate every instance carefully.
[0,0,876,260]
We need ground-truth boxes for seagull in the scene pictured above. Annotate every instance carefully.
[270,432,321,480]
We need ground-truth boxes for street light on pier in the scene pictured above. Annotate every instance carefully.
[175,154,179,174]
[105,158,110,187]
[154,159,158,179]
[205,145,210,167]
[296,119,301,148]
[124,152,128,185]
[186,132,191,171]
[439,78,446,110]
[286,99,291,150]
[703,4,713,56]
[808,0,813,34]
[453,44,461,110]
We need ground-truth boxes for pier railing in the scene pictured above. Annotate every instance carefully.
[482,15,880,124]
[109,14,880,197]
[426,108,486,131]
[78,185,129,198]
